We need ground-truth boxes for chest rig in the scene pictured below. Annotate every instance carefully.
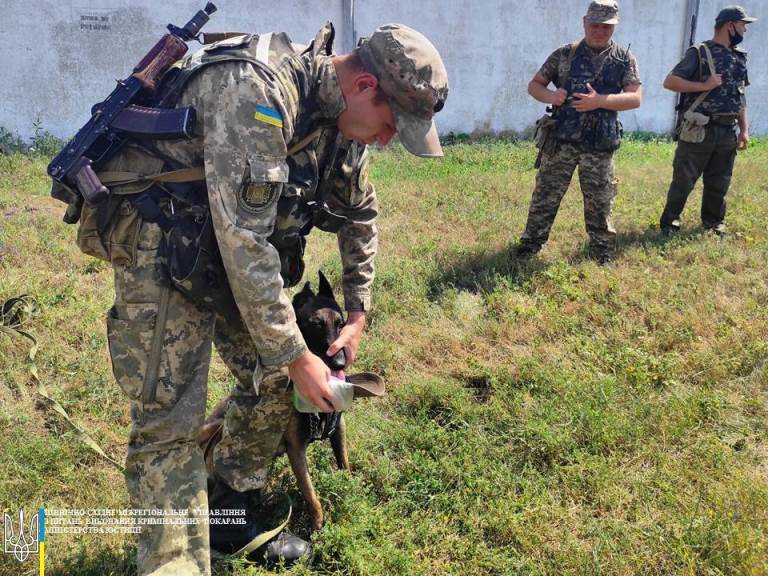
[556,41,629,151]
[681,41,748,116]
[152,25,351,288]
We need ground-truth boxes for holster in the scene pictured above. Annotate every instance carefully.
[277,236,307,289]
[534,115,560,167]
[534,114,558,151]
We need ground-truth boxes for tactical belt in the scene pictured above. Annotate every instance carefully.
[708,114,739,125]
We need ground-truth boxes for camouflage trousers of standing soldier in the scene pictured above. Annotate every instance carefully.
[660,123,738,233]
[107,219,293,576]
[520,141,618,258]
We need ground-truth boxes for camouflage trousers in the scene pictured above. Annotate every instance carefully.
[107,220,293,576]
[521,142,618,256]
[660,123,738,232]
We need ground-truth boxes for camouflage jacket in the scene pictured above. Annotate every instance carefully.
[671,40,749,115]
[106,24,378,368]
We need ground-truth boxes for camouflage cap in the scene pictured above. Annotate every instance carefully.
[358,24,448,157]
[586,0,620,24]
[716,5,757,24]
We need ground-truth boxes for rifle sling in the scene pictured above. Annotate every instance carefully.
[686,43,717,116]
[99,167,206,190]
[99,128,323,190]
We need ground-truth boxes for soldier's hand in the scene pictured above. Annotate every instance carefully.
[703,74,723,91]
[289,351,335,412]
[738,130,749,150]
[327,311,366,368]
[573,83,604,112]
[549,88,568,107]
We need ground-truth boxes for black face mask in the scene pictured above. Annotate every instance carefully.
[729,24,744,47]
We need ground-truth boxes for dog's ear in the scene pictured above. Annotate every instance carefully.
[292,281,315,309]
[318,271,334,299]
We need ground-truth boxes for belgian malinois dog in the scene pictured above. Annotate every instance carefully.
[198,271,384,531]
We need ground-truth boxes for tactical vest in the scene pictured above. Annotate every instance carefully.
[155,27,352,287]
[556,41,629,151]
[681,41,747,116]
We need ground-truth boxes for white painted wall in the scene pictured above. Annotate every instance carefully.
[0,0,763,140]
[0,0,349,140]
[355,0,764,135]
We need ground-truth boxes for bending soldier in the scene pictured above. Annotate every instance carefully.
[517,0,642,264]
[69,21,447,575]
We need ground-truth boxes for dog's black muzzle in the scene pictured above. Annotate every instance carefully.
[328,348,346,371]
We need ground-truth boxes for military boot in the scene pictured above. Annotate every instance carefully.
[208,480,311,566]
[588,245,615,266]
[515,241,541,261]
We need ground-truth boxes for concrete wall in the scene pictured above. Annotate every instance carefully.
[1,0,763,140]
[0,0,349,140]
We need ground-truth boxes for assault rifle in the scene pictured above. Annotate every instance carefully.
[674,2,700,135]
[48,3,217,212]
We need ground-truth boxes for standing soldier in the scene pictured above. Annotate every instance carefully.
[516,0,642,264]
[659,6,756,237]
[57,20,447,576]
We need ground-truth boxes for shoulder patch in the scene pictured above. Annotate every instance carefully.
[239,182,279,214]
[254,105,283,128]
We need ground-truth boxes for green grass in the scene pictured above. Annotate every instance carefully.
[1,138,767,575]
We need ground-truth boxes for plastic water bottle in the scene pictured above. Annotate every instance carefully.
[293,376,354,413]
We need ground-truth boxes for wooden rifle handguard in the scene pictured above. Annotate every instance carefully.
[132,34,188,91]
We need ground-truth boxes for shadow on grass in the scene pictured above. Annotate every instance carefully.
[425,226,711,300]
[618,226,700,252]
[614,225,722,260]
[564,226,711,265]
[426,226,711,300]
[49,543,136,576]
[426,245,550,301]
[557,227,670,265]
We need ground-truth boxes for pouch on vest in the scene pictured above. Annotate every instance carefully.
[534,114,559,152]
[75,146,164,266]
[165,209,240,319]
[588,117,623,152]
[678,110,710,144]
[76,197,143,266]
[312,204,348,233]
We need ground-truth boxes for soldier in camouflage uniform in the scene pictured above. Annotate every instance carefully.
[660,6,756,236]
[81,22,447,576]
[517,0,642,264]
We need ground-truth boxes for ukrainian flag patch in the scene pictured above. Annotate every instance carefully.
[254,105,283,128]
